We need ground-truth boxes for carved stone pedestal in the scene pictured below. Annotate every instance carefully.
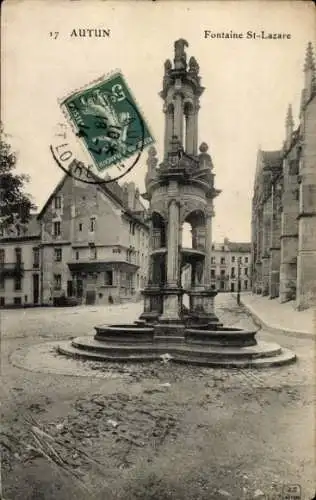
[139,286,163,323]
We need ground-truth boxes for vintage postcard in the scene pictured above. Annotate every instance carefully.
[1,1,315,499]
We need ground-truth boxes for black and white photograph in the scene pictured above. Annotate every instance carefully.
[1,1,315,499]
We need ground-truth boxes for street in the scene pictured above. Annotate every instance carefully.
[1,294,315,500]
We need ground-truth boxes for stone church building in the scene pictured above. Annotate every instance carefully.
[251,42,316,310]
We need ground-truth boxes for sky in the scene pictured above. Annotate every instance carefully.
[2,0,315,243]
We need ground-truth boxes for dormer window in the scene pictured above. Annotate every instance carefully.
[54,196,62,209]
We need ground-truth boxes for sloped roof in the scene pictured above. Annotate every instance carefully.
[37,162,148,228]
[211,241,251,253]
[226,242,251,253]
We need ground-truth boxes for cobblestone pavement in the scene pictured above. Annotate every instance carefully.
[1,295,315,500]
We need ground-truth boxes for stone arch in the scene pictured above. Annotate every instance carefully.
[152,211,167,249]
[184,209,206,250]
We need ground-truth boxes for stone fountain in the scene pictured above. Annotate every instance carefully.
[58,40,296,368]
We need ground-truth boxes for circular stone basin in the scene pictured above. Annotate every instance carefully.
[185,327,257,347]
[95,324,155,343]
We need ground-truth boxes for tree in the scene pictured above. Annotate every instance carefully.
[0,124,36,234]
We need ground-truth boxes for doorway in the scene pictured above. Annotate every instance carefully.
[33,274,39,304]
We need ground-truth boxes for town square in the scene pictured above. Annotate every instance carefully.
[1,2,315,499]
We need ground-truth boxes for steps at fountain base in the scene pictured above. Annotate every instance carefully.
[57,337,296,368]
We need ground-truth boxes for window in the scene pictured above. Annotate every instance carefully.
[231,256,235,263]
[75,251,79,260]
[79,223,83,232]
[220,257,225,265]
[211,256,215,264]
[231,267,235,278]
[0,297,5,306]
[211,269,215,278]
[90,218,96,232]
[33,248,40,268]
[0,226,3,237]
[105,270,113,286]
[220,269,225,277]
[54,196,62,209]
[54,248,62,262]
[220,281,225,290]
[53,274,62,290]
[0,249,5,264]
[245,257,249,263]
[211,245,214,250]
[244,280,248,290]
[90,245,97,260]
[14,297,22,305]
[53,221,61,237]
[15,248,22,264]
[14,276,22,291]
[221,246,225,251]
[244,268,248,276]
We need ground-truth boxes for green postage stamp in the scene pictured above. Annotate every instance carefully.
[60,72,154,172]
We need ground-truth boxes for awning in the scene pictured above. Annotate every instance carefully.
[67,260,139,273]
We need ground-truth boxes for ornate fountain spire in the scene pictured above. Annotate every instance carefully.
[174,39,189,70]
[285,103,294,144]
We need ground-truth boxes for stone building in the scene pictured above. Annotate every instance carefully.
[251,42,316,310]
[0,215,41,307]
[0,165,149,306]
[182,239,251,293]
[210,239,251,292]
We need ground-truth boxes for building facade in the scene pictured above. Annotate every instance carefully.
[209,239,252,292]
[181,238,251,293]
[0,165,149,307]
[251,42,316,310]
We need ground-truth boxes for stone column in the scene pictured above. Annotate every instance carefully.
[203,206,213,287]
[279,158,299,303]
[262,196,272,296]
[185,112,195,155]
[159,196,181,322]
[192,106,199,155]
[173,93,183,143]
[166,200,180,287]
[269,183,281,298]
[164,106,173,159]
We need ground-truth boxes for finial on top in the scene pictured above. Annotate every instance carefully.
[304,42,315,72]
[174,39,189,70]
[164,59,172,74]
[286,104,294,127]
[199,142,208,153]
[189,56,199,75]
